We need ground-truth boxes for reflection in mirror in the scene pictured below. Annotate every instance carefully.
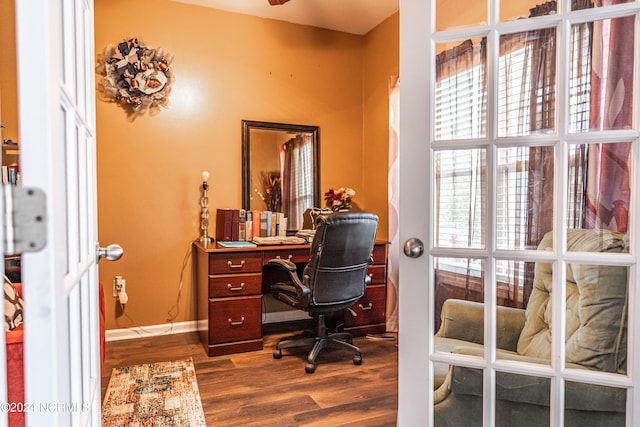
[242,121,319,232]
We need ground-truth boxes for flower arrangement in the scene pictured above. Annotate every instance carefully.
[254,172,281,212]
[324,187,356,212]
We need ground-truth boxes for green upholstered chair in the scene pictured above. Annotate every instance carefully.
[433,228,628,426]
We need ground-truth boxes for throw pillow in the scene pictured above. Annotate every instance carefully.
[517,229,628,373]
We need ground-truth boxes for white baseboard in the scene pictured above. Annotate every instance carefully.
[105,320,207,342]
[106,312,309,342]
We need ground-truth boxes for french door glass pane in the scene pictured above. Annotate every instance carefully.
[434,258,485,335]
[573,0,635,11]
[568,21,592,132]
[565,381,626,426]
[501,0,556,22]
[434,366,483,426]
[565,263,628,373]
[496,146,554,250]
[435,149,486,249]
[436,0,486,31]
[495,259,531,309]
[566,142,631,237]
[498,30,556,137]
[435,40,487,140]
[495,372,550,425]
[495,259,539,364]
[569,16,635,132]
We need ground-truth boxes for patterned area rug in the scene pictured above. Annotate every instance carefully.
[102,358,206,426]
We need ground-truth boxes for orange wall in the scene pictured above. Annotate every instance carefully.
[95,0,398,329]
[0,0,18,143]
[362,13,399,243]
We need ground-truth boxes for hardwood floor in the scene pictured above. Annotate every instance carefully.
[102,331,399,426]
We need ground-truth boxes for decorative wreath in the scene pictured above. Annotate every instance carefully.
[96,38,174,117]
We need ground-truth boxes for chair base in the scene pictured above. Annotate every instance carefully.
[273,313,362,373]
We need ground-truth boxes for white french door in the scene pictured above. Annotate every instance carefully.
[399,0,640,425]
[13,1,109,425]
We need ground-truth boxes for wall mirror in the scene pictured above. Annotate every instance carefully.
[242,120,320,232]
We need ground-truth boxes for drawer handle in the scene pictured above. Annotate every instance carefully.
[228,317,245,326]
[227,260,246,269]
[368,273,374,278]
[276,255,293,260]
[227,283,246,292]
[359,303,373,311]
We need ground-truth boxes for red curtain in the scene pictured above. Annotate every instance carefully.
[585,6,634,232]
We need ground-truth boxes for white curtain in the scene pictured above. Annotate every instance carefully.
[387,76,400,332]
[281,134,314,230]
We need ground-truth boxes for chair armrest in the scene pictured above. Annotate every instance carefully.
[435,299,485,344]
[267,258,297,272]
[267,258,311,309]
[435,299,525,351]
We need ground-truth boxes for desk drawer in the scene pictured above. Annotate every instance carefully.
[209,252,262,274]
[209,296,262,344]
[371,244,387,266]
[345,285,386,327]
[209,273,262,297]
[366,265,387,285]
[265,248,310,264]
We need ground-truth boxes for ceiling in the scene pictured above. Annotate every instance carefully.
[170,0,399,35]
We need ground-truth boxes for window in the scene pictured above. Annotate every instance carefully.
[435,24,592,258]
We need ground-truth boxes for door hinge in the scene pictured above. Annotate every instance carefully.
[3,185,47,255]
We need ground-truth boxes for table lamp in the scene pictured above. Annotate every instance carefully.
[200,171,213,244]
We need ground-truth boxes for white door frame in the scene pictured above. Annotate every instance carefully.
[15,0,102,425]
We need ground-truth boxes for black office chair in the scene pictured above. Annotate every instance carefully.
[267,212,379,373]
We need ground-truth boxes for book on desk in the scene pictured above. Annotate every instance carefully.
[216,208,288,243]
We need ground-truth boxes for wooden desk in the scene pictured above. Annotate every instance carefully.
[194,240,389,357]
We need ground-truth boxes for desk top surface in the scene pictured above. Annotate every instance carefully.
[193,240,388,253]
[193,240,310,253]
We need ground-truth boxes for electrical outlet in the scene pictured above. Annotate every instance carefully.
[113,275,126,297]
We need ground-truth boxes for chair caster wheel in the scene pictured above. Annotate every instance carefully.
[353,354,362,365]
[273,349,282,359]
[305,363,316,374]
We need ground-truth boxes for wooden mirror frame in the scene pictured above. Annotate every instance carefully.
[241,120,320,228]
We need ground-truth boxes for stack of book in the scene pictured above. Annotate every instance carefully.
[215,208,288,242]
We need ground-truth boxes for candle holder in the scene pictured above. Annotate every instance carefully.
[200,171,213,244]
